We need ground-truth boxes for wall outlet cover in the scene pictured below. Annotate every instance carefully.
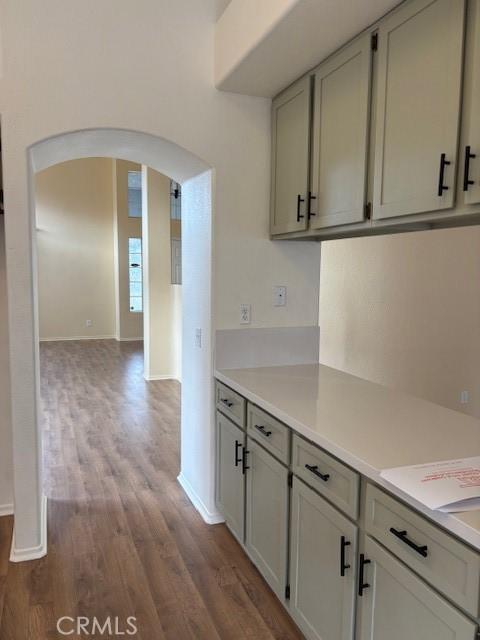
[86,319,93,327]
[273,286,287,307]
[240,304,251,324]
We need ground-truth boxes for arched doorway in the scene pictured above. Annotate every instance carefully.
[7,128,220,561]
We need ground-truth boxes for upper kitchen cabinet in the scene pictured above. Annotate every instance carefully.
[461,0,480,206]
[372,0,465,220]
[270,76,311,235]
[310,34,372,229]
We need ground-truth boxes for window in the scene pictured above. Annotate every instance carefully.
[170,181,182,284]
[170,181,181,220]
[129,237,143,312]
[128,170,142,218]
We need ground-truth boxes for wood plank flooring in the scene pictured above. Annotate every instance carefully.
[0,340,303,640]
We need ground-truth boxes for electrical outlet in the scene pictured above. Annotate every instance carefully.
[460,390,469,404]
[86,319,93,327]
[240,304,251,324]
[273,286,287,307]
[195,328,202,348]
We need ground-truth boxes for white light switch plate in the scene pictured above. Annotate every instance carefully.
[273,286,287,307]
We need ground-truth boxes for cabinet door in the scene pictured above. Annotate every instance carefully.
[289,477,357,640]
[245,438,289,599]
[462,0,480,205]
[310,34,371,229]
[270,76,311,235]
[373,0,465,219]
[216,412,245,543]
[358,536,477,640]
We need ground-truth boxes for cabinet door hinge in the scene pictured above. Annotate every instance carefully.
[285,585,291,600]
[288,471,293,488]
[371,33,378,51]
[364,202,372,220]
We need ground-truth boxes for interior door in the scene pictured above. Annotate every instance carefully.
[289,477,357,640]
[270,76,311,235]
[373,0,465,219]
[245,438,289,600]
[310,33,371,229]
[358,536,477,640]
[215,412,245,543]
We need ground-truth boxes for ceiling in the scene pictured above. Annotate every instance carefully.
[215,0,403,97]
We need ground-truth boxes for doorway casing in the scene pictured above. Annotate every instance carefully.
[7,128,221,562]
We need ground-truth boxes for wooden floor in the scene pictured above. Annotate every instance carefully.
[0,340,303,640]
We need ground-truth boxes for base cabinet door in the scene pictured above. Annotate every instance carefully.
[216,412,245,543]
[289,477,357,640]
[358,536,477,640]
[245,438,289,599]
[373,0,465,219]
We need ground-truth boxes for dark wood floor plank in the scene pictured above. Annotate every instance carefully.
[0,340,303,639]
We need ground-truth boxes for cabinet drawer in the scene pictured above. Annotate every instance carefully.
[215,381,246,428]
[365,483,480,617]
[292,434,359,519]
[247,404,290,464]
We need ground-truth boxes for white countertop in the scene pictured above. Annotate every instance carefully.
[215,363,480,551]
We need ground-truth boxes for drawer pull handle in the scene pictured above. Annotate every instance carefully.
[437,153,451,196]
[305,463,330,482]
[340,535,351,577]
[358,554,371,596]
[242,447,250,475]
[254,424,272,437]
[389,527,428,558]
[220,397,234,408]
[234,440,242,467]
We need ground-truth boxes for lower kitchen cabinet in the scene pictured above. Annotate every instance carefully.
[215,411,245,543]
[245,437,289,599]
[289,477,358,640]
[358,536,477,640]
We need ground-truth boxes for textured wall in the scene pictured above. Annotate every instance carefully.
[320,226,480,418]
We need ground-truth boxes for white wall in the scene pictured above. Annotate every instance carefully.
[36,158,116,340]
[0,218,13,514]
[142,166,182,381]
[113,160,144,341]
[178,170,218,522]
[0,0,320,555]
[319,227,480,418]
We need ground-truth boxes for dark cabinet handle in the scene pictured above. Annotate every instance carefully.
[242,447,250,474]
[234,440,242,467]
[307,191,317,219]
[220,398,234,408]
[254,424,272,437]
[340,536,351,577]
[389,527,428,558]
[358,554,371,596]
[437,153,451,196]
[305,463,330,482]
[297,194,305,221]
[463,145,476,192]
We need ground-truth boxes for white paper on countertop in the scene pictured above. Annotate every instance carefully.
[380,457,480,513]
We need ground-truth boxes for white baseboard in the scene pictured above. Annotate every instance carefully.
[0,503,13,517]
[10,494,47,562]
[177,473,224,525]
[115,337,144,342]
[40,335,116,342]
[144,373,179,381]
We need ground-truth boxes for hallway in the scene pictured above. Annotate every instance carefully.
[0,340,302,639]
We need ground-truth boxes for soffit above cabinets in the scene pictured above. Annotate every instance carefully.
[215,0,402,97]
